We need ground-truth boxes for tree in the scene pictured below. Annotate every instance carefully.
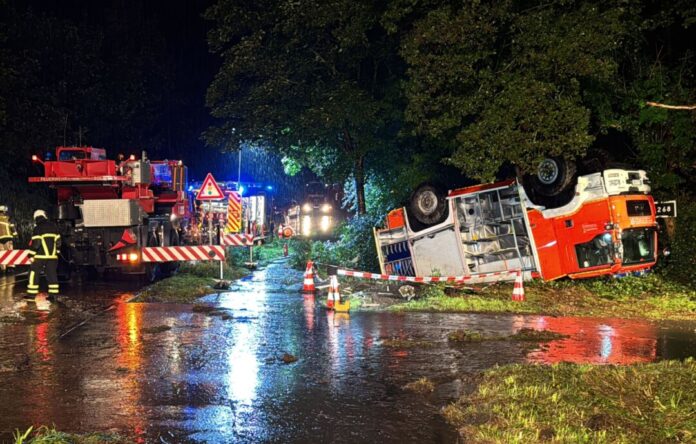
[204,0,404,214]
[400,1,635,182]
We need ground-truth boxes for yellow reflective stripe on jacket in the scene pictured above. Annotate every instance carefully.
[32,233,61,258]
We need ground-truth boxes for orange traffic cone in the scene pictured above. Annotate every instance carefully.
[302,261,316,293]
[512,271,525,302]
[326,275,338,310]
[332,275,350,312]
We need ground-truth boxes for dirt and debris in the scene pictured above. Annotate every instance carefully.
[382,338,434,348]
[142,325,172,334]
[281,353,298,364]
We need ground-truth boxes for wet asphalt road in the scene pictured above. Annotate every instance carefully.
[0,261,695,443]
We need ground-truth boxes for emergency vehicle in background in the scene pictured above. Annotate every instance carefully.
[374,169,657,281]
[286,181,343,239]
[187,180,272,240]
[29,146,191,277]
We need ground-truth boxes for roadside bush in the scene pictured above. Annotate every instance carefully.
[301,214,382,272]
[288,238,312,269]
[664,197,696,288]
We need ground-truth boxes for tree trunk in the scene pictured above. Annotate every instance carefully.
[354,155,366,215]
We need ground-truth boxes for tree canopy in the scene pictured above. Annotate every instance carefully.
[205,0,406,213]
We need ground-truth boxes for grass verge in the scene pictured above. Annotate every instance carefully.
[14,425,131,443]
[443,359,696,443]
[134,261,248,303]
[391,274,696,321]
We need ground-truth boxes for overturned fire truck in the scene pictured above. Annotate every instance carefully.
[374,169,657,282]
[29,146,194,278]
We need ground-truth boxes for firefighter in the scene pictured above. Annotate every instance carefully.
[0,206,18,272]
[26,209,61,299]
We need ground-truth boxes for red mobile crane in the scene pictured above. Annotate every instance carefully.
[29,146,192,278]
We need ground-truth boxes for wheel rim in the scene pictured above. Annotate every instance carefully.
[417,190,438,215]
[537,159,560,185]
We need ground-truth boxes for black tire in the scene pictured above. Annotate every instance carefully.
[525,157,577,197]
[143,231,161,283]
[160,229,180,277]
[407,183,448,230]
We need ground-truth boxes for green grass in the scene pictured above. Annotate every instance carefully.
[404,377,436,394]
[447,329,488,343]
[443,359,696,443]
[14,426,131,443]
[391,274,696,321]
[446,328,567,344]
[254,239,287,265]
[135,262,249,303]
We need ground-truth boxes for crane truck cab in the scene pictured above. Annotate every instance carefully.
[29,146,190,278]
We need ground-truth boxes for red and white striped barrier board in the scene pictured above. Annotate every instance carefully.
[337,268,522,284]
[221,233,254,246]
[141,245,225,262]
[0,249,32,266]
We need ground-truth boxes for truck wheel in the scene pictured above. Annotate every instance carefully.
[521,157,577,209]
[408,183,448,231]
[144,232,161,283]
[160,230,180,277]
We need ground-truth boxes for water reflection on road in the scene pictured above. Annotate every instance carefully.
[0,263,695,443]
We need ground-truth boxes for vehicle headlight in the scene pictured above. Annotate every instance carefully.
[321,204,331,213]
[302,216,311,236]
[302,203,312,213]
[320,216,331,232]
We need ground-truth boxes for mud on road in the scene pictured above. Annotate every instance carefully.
[0,263,695,443]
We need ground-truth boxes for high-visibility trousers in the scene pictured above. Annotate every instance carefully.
[28,258,59,295]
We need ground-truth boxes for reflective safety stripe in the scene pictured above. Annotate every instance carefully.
[27,288,39,294]
[32,233,60,257]
[48,285,59,289]
[48,289,59,294]
[29,271,36,286]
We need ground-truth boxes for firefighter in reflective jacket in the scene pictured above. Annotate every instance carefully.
[27,209,61,297]
[0,206,18,272]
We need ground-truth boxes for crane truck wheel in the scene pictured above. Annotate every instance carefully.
[144,232,161,283]
[407,182,448,231]
[160,227,181,277]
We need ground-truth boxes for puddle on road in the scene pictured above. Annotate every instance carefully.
[0,265,694,443]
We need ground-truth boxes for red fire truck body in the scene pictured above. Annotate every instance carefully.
[29,147,191,275]
[374,169,657,282]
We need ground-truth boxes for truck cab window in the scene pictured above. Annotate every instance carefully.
[59,150,87,161]
[575,233,614,269]
[621,228,655,265]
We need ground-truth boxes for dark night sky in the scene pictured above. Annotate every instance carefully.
[21,0,222,177]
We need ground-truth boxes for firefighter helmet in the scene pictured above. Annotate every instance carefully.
[0,205,7,213]
[33,209,47,220]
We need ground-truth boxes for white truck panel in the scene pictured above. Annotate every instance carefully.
[411,227,466,276]
[81,199,143,227]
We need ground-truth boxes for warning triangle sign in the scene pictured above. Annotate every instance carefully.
[196,173,225,200]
